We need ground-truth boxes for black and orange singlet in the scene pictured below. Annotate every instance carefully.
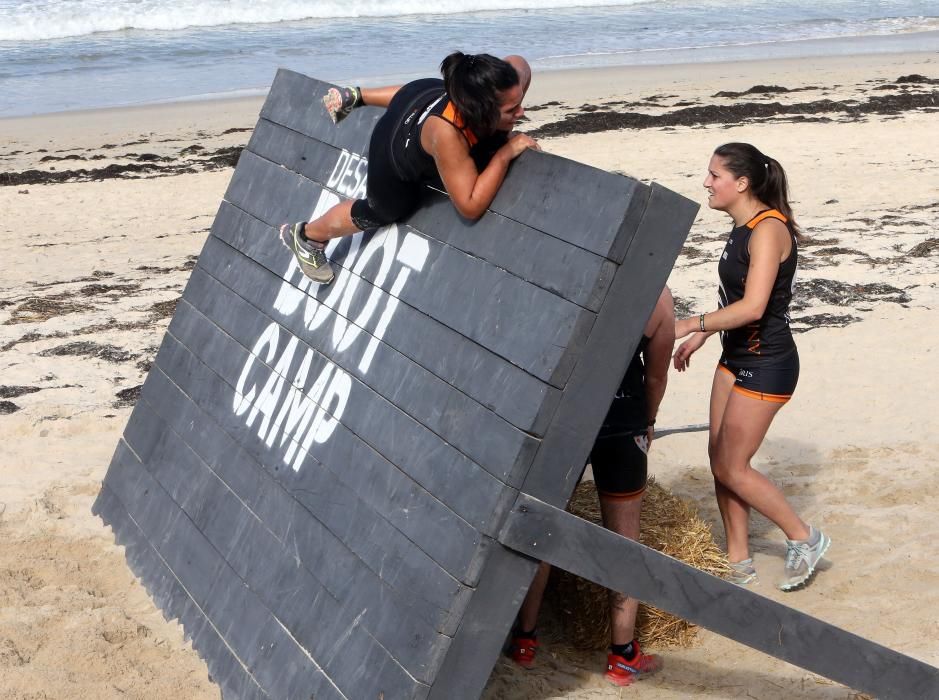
[717,209,798,366]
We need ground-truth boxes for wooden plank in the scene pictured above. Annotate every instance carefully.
[428,183,697,698]
[211,201,561,436]
[127,387,455,686]
[125,382,469,634]
[146,324,492,592]
[100,450,333,698]
[110,432,428,696]
[427,540,538,700]
[260,70,648,262]
[259,68,383,154]
[93,485,270,700]
[138,353,474,642]
[162,298,513,546]
[501,494,939,700]
[521,184,698,507]
[190,245,540,487]
[246,118,617,312]
[223,150,596,387]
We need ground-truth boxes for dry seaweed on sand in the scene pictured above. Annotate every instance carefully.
[547,479,729,651]
[908,238,939,257]
[3,296,94,325]
[37,341,137,363]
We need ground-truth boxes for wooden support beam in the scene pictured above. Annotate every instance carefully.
[499,493,939,700]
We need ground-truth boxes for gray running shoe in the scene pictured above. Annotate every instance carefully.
[727,558,758,585]
[778,527,831,591]
[280,222,334,284]
[323,86,361,124]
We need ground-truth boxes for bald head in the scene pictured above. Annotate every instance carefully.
[503,55,532,96]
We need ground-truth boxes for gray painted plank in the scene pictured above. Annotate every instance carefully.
[246,118,617,311]
[135,323,479,605]
[140,347,475,640]
[125,382,469,634]
[427,542,538,700]
[98,457,332,698]
[260,69,382,154]
[501,494,939,700]
[148,320,493,590]
[124,395,457,681]
[93,485,270,700]
[223,150,596,387]
[109,435,426,697]
[429,183,697,697]
[521,183,698,507]
[162,298,513,545]
[260,70,647,261]
[126,385,455,685]
[190,243,540,487]
[210,201,561,436]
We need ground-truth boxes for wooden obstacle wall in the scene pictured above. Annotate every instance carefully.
[94,68,696,699]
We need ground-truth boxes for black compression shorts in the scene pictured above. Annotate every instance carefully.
[349,115,423,230]
[718,350,799,403]
[589,431,649,500]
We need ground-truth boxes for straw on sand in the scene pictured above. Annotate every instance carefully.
[547,478,730,650]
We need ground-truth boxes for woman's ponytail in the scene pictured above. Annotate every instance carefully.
[713,142,802,240]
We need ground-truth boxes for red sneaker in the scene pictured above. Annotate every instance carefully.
[508,635,539,669]
[604,641,663,687]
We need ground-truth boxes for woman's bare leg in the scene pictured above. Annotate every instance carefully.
[360,86,403,108]
[301,200,360,243]
[517,562,551,633]
[709,368,752,562]
[712,388,810,559]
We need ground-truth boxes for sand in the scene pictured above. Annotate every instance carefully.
[1,47,937,699]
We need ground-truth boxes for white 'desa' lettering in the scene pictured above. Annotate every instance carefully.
[233,155,429,473]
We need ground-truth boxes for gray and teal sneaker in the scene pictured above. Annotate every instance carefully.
[323,86,362,124]
[280,222,334,284]
[727,558,758,586]
[778,526,831,591]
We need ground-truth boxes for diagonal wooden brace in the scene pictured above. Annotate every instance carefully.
[499,493,939,700]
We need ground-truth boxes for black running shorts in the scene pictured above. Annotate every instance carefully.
[718,350,800,403]
[349,115,423,230]
[589,431,649,500]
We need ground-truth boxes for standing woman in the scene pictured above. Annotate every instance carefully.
[673,143,830,591]
[280,52,537,284]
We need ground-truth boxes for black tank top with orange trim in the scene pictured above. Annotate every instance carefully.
[386,78,507,184]
[717,209,798,366]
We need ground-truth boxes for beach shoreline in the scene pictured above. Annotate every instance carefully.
[1,47,937,699]
[1,34,936,128]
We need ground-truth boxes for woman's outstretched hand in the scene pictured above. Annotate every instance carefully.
[673,330,708,372]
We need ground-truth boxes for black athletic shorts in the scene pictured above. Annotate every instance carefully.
[588,431,649,500]
[349,115,423,230]
[718,350,799,403]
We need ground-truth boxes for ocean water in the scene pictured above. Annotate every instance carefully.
[0,0,936,118]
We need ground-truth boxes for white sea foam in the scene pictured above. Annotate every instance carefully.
[0,0,661,42]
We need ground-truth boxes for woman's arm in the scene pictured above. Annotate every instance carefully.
[675,219,791,339]
[422,117,537,220]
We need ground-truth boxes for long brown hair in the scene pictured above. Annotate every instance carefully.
[440,51,519,137]
[713,142,803,240]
